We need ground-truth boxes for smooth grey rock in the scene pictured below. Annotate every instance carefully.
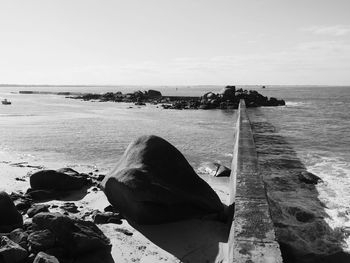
[30,169,88,191]
[102,135,223,224]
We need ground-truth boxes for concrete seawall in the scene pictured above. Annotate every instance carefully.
[228,100,282,262]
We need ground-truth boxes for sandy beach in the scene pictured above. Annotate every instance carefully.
[0,150,231,263]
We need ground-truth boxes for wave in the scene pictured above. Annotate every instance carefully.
[307,155,350,251]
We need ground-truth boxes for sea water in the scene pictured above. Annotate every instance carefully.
[1,85,350,248]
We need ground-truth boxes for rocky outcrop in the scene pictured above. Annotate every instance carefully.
[102,135,224,224]
[0,191,23,232]
[69,86,285,110]
[30,169,89,191]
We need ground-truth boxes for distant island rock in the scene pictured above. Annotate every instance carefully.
[20,86,286,109]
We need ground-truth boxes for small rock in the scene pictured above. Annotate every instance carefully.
[15,177,26,182]
[30,169,88,191]
[33,251,60,263]
[104,205,118,213]
[298,171,322,184]
[60,202,79,213]
[96,174,105,181]
[27,204,50,218]
[93,212,122,225]
[0,236,28,263]
[115,228,133,236]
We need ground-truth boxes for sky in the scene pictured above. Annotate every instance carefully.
[0,0,350,86]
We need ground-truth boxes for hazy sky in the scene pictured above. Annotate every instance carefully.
[1,0,350,85]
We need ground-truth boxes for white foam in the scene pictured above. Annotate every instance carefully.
[307,155,350,251]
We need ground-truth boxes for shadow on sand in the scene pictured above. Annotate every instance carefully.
[132,218,229,263]
[249,109,350,263]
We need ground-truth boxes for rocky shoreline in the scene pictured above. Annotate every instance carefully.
[67,86,286,110]
[0,136,231,263]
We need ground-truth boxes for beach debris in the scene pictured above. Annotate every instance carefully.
[102,135,224,224]
[0,191,23,232]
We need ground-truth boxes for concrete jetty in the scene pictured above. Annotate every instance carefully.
[228,99,282,262]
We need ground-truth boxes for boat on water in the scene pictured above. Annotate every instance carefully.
[1,99,12,105]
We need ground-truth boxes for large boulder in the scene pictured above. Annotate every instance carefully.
[32,212,111,256]
[30,169,89,191]
[102,135,224,224]
[0,191,23,232]
[0,236,28,263]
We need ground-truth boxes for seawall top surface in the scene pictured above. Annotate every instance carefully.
[228,100,282,263]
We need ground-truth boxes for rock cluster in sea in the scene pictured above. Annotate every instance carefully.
[69,86,285,110]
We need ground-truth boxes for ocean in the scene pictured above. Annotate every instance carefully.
[1,85,350,252]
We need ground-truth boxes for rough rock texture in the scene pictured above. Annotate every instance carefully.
[8,228,28,250]
[28,229,56,252]
[102,135,223,224]
[0,236,28,263]
[32,212,111,256]
[33,252,60,263]
[30,169,88,191]
[0,191,23,232]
